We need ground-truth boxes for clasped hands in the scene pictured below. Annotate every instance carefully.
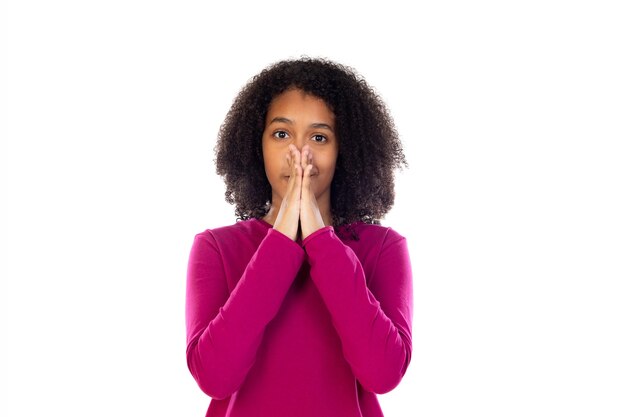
[273,144,327,242]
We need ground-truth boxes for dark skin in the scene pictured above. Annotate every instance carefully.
[261,89,339,241]
[215,59,408,238]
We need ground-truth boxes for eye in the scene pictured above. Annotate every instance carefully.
[311,134,327,143]
[272,130,289,140]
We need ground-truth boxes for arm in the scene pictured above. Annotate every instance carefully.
[185,228,305,399]
[302,226,413,394]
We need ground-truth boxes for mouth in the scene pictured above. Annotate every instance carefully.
[284,174,317,179]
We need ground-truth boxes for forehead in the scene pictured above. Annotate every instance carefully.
[266,89,335,122]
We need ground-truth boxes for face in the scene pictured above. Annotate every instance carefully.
[262,88,339,205]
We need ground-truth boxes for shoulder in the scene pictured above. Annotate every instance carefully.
[334,222,408,277]
[196,218,263,237]
[337,221,406,245]
[193,218,266,248]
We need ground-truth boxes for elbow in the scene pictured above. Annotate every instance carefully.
[360,370,402,395]
[195,375,233,401]
[186,343,237,400]
[360,345,412,394]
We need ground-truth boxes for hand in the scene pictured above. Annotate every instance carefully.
[299,145,326,240]
[272,144,303,241]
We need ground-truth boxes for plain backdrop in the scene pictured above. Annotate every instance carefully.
[2,1,625,416]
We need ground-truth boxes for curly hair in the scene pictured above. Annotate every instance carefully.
[214,57,408,240]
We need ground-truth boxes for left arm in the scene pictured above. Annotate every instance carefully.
[302,226,413,394]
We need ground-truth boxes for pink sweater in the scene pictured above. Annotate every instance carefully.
[185,218,413,417]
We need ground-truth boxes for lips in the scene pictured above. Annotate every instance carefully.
[284,173,317,178]
[283,168,318,178]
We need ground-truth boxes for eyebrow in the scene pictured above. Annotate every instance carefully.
[268,117,334,132]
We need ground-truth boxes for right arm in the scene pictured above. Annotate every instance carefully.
[185,228,305,399]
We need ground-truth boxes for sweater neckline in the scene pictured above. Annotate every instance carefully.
[253,217,364,242]
[254,217,349,231]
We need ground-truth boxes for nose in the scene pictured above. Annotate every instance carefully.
[294,137,304,151]
[290,141,310,154]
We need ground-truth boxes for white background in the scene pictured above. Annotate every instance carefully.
[2,1,625,416]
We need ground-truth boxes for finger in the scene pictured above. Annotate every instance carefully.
[302,163,313,196]
[285,150,296,194]
[286,146,303,202]
[300,145,309,171]
[290,145,298,171]
[303,146,314,174]
[294,164,303,200]
[295,161,303,184]
[290,145,301,175]
[294,145,302,173]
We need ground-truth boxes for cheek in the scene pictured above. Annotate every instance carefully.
[263,152,289,185]
[262,146,279,173]
[318,153,338,175]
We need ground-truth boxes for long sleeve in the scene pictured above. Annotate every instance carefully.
[185,228,305,399]
[302,226,413,394]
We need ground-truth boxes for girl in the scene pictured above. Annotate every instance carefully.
[186,57,413,417]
